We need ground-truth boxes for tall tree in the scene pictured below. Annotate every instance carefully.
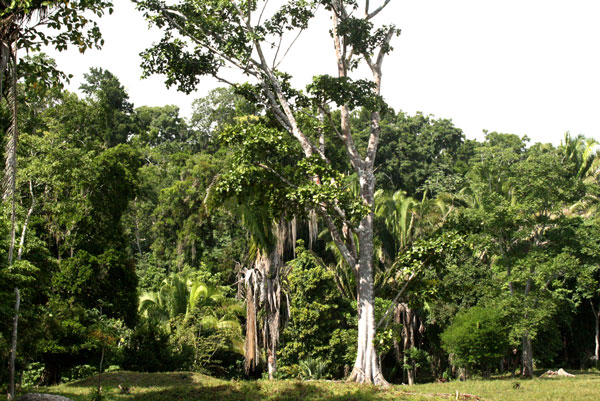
[1,2,112,398]
[374,111,466,196]
[461,135,585,377]
[135,0,399,385]
[80,67,137,147]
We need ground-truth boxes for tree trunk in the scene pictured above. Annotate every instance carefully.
[133,197,143,256]
[8,287,20,401]
[267,349,277,380]
[347,173,388,386]
[406,364,415,385]
[6,43,19,401]
[522,333,534,378]
[591,300,599,361]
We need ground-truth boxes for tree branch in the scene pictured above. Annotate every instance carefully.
[367,0,392,20]
[322,212,357,270]
[255,162,296,188]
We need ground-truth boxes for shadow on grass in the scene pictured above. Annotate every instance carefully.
[63,377,414,401]
[66,371,200,388]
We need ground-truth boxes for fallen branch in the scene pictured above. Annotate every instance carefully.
[539,368,575,378]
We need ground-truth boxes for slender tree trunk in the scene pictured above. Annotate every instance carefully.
[6,43,19,401]
[522,333,534,378]
[8,287,20,401]
[133,197,143,256]
[267,349,276,380]
[406,363,415,385]
[591,300,600,361]
[7,186,34,400]
[17,181,35,262]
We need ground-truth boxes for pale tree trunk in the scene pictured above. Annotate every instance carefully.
[591,300,600,362]
[522,333,534,378]
[347,170,388,385]
[133,197,143,257]
[8,187,34,399]
[267,349,277,380]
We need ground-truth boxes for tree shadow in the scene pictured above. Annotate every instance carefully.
[65,371,198,388]
[58,374,440,400]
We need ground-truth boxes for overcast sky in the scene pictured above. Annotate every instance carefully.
[45,0,600,145]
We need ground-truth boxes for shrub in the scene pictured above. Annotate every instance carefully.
[121,319,188,372]
[62,364,98,383]
[441,305,509,376]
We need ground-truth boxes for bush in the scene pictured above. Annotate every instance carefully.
[62,364,98,382]
[121,319,188,372]
[22,362,45,387]
[278,243,356,379]
[298,358,329,380]
[441,305,509,376]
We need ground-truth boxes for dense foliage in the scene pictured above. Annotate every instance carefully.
[1,1,600,389]
[1,68,600,389]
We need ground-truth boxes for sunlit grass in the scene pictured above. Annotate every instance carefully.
[34,370,600,401]
[43,371,436,401]
[410,370,600,401]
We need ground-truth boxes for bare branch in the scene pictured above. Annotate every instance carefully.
[257,0,270,25]
[376,27,396,70]
[257,79,293,131]
[232,2,322,161]
[271,34,283,69]
[274,27,306,69]
[367,0,392,20]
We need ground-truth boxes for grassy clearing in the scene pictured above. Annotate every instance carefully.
[410,370,600,401]
[32,370,600,401]
[41,372,438,401]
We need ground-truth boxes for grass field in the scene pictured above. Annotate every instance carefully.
[28,370,600,401]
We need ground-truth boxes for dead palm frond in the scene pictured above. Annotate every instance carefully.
[239,218,293,376]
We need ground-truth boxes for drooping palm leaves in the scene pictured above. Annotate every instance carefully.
[138,273,245,360]
[560,133,600,217]
[240,217,293,378]
[139,274,187,322]
[561,132,599,181]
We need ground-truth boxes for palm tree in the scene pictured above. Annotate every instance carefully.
[374,189,455,384]
[139,274,189,322]
[2,6,27,399]
[239,217,293,379]
[560,132,599,181]
[138,273,245,365]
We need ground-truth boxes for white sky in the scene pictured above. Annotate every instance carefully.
[45,0,600,145]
